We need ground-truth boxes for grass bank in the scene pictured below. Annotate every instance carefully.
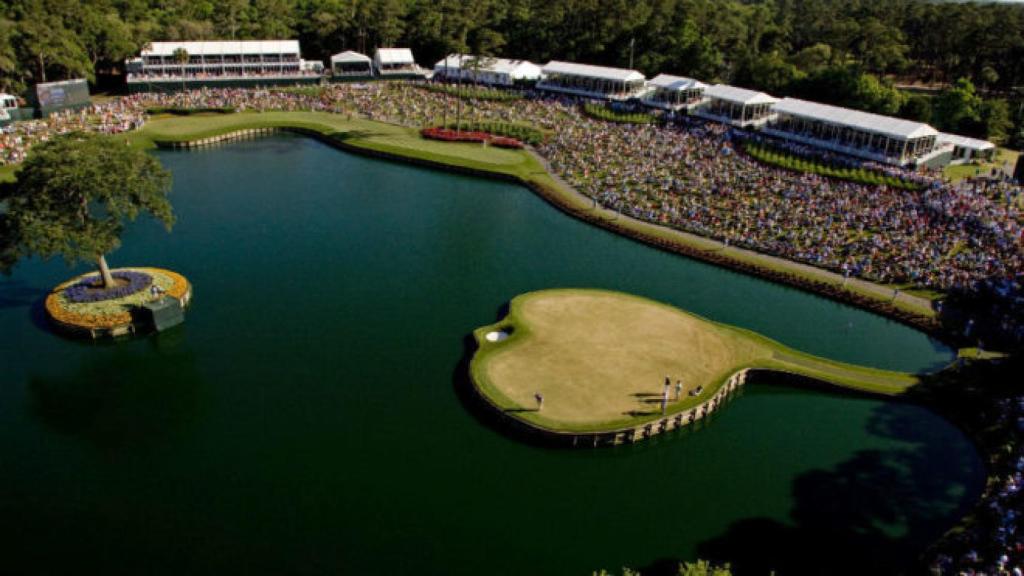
[129,111,545,181]
[418,83,524,102]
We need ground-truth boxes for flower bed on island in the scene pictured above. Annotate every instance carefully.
[420,127,524,149]
[64,270,154,303]
[44,267,191,338]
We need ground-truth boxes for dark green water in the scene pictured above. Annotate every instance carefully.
[0,134,984,576]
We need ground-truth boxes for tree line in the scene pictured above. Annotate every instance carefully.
[2,0,1023,146]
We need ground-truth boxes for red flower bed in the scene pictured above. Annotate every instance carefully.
[488,136,524,149]
[420,127,523,149]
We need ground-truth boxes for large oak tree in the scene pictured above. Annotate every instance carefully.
[0,132,173,288]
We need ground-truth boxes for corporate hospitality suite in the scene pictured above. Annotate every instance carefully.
[115,38,1002,168]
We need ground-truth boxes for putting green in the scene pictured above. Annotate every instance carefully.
[470,289,922,435]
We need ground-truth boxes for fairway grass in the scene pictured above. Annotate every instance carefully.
[130,111,543,180]
[470,289,922,434]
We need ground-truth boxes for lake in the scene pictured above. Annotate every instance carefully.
[0,133,984,575]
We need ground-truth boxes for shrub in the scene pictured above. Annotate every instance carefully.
[146,106,236,115]
[582,103,655,124]
[418,83,523,102]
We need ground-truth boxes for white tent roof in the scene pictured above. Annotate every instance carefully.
[648,74,707,91]
[773,97,939,140]
[331,50,371,64]
[705,84,778,106]
[141,40,300,57]
[541,60,645,83]
[375,48,415,65]
[434,54,538,75]
[937,132,996,151]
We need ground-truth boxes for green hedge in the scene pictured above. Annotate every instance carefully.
[743,142,924,191]
[418,83,523,102]
[582,103,655,124]
[145,107,236,116]
[440,121,545,145]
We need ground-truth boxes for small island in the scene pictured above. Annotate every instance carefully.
[1,132,185,339]
[45,267,191,338]
[469,289,920,446]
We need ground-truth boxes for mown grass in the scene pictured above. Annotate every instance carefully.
[128,111,544,180]
[470,289,921,434]
[744,142,925,191]
[582,102,655,124]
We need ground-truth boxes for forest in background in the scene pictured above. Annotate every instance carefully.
[1,0,1023,147]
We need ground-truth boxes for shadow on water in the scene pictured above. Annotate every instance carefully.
[0,279,46,310]
[28,334,205,449]
[633,397,985,576]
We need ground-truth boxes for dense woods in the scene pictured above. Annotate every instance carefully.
[2,0,1023,145]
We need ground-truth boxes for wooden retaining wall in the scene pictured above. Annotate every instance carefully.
[471,369,752,449]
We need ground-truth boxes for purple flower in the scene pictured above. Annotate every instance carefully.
[64,270,154,303]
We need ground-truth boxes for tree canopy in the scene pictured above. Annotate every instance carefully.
[1,0,1023,142]
[2,0,1023,92]
[0,133,173,286]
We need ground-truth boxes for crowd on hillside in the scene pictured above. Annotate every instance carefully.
[2,83,1022,329]
[537,115,1023,294]
[0,100,145,165]
[931,392,1024,576]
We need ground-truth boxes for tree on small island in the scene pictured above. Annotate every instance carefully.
[0,132,173,288]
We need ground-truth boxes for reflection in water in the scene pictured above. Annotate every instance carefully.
[29,338,204,449]
[686,401,982,576]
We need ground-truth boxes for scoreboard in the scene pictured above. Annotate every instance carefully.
[33,79,91,117]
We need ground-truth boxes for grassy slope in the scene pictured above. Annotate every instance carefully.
[470,289,921,434]
[130,111,544,180]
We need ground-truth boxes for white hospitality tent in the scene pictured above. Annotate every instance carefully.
[128,40,307,79]
[373,48,424,76]
[432,54,542,86]
[766,97,944,166]
[0,93,17,109]
[537,60,647,100]
[641,74,709,111]
[695,84,779,128]
[138,40,301,64]
[937,133,997,165]
[331,50,373,76]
